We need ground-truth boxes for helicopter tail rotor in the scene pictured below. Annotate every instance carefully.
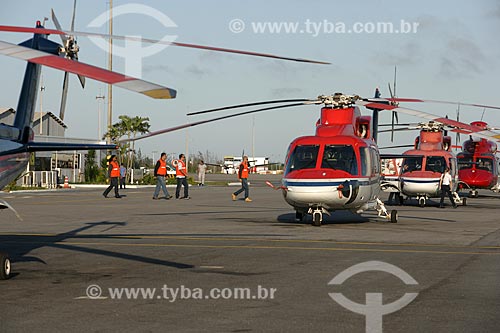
[51,0,85,121]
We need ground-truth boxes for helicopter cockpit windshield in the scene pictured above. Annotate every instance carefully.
[425,156,446,173]
[402,156,423,173]
[321,145,358,175]
[285,145,319,174]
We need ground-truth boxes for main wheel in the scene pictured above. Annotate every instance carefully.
[398,195,404,206]
[418,197,425,208]
[312,212,322,227]
[390,210,398,223]
[462,197,467,206]
[0,252,11,280]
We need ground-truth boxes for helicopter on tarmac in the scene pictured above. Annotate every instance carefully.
[456,121,500,197]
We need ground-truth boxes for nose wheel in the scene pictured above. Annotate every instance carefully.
[417,196,426,208]
[312,211,322,226]
[0,252,11,280]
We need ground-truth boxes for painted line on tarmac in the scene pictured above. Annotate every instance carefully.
[2,233,500,250]
[3,240,500,256]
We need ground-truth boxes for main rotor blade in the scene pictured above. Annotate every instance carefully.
[0,40,176,99]
[379,127,419,133]
[369,97,500,110]
[357,100,500,142]
[0,25,330,65]
[379,145,415,150]
[50,9,68,45]
[123,102,308,143]
[187,99,314,116]
[60,71,69,120]
[70,0,77,32]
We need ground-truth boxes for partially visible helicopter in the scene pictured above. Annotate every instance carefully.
[456,121,500,197]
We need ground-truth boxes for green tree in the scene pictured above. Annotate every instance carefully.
[102,115,150,182]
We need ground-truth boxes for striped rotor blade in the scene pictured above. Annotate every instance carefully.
[357,101,500,142]
[0,25,330,65]
[0,25,65,35]
[0,40,176,99]
[124,102,308,143]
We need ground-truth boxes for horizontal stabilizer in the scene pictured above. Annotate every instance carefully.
[26,142,116,152]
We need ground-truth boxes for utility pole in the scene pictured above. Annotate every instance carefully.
[39,74,45,135]
[106,0,113,144]
[96,93,105,140]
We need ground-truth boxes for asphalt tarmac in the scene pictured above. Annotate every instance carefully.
[1,175,500,332]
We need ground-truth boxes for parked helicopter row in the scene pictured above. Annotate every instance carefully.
[379,119,500,207]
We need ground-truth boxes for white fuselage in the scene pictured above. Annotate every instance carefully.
[281,176,380,211]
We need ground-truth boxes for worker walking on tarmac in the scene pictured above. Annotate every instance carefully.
[439,167,457,208]
[153,152,173,200]
[232,155,252,202]
[103,155,121,198]
[175,154,190,199]
[198,160,207,186]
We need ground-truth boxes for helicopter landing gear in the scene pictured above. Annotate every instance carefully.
[453,192,467,206]
[0,252,11,280]
[308,207,329,226]
[469,190,479,198]
[312,211,322,226]
[417,196,426,208]
[375,198,398,223]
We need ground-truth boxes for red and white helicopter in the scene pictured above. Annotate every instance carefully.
[456,121,500,197]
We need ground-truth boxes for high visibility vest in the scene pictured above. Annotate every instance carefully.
[158,159,167,176]
[240,161,249,179]
[176,160,186,177]
[110,161,120,178]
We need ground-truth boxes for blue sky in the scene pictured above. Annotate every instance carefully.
[1,0,500,162]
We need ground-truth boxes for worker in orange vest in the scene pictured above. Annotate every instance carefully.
[103,155,121,198]
[232,155,252,202]
[175,153,190,199]
[153,152,173,200]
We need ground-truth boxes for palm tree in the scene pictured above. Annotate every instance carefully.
[103,115,150,183]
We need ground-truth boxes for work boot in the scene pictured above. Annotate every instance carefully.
[245,197,252,202]
[232,194,237,201]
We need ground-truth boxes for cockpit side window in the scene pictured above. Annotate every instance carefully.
[359,147,371,176]
[477,157,493,172]
[285,145,319,174]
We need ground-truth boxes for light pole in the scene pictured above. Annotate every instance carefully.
[39,74,45,135]
[96,93,105,140]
